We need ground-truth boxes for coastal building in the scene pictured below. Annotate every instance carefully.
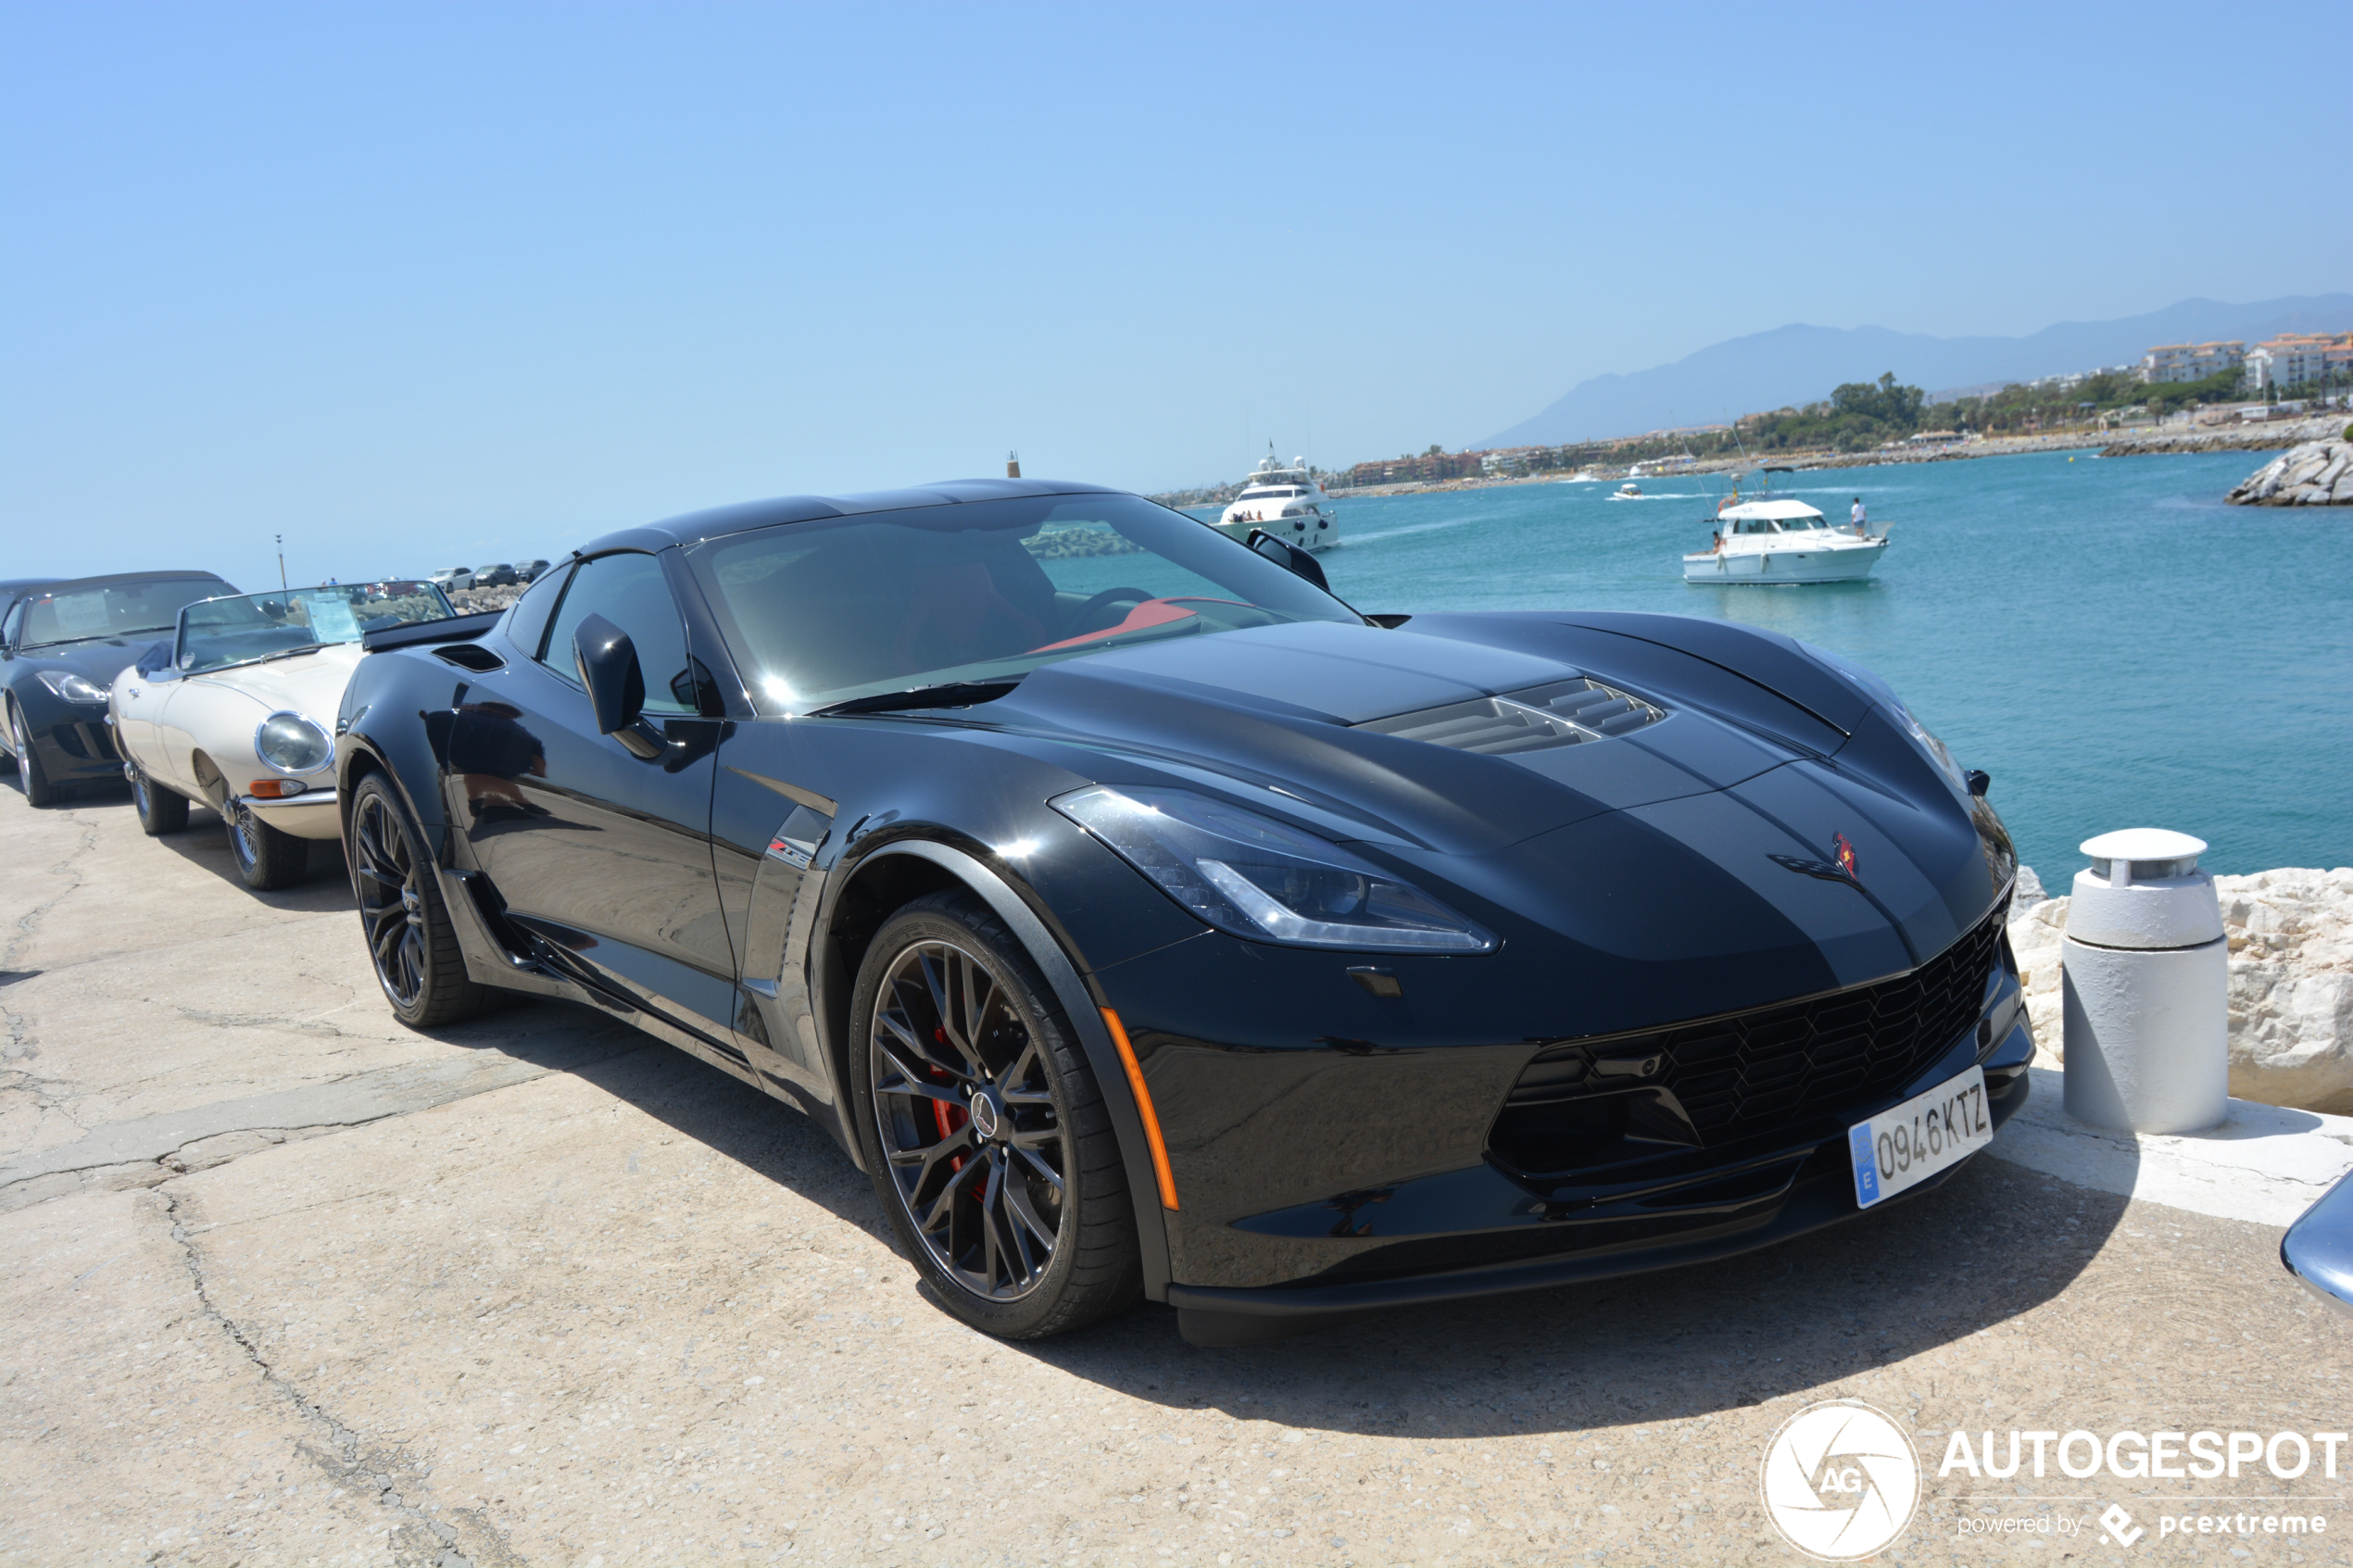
[2244,332,2353,393]
[2141,342,2244,383]
[1347,451,1487,486]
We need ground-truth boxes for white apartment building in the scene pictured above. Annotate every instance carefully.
[2244,332,2353,392]
[2140,341,2245,383]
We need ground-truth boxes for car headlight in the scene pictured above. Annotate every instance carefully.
[1053,784,1495,953]
[36,671,108,703]
[254,712,333,774]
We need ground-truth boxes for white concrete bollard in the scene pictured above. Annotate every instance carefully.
[2061,828,2228,1134]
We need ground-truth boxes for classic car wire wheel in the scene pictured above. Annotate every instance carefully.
[352,791,429,1010]
[227,802,266,874]
[868,939,1066,1300]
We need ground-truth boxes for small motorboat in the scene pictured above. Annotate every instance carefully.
[1609,482,1643,500]
[1682,469,1888,584]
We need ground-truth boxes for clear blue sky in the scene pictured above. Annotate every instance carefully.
[5,1,2346,588]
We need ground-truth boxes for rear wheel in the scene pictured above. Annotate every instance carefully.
[131,764,190,835]
[849,891,1140,1339]
[226,798,308,889]
[10,703,57,807]
[349,772,494,1027]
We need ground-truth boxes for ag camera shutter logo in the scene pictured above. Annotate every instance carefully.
[1760,1399,1921,1561]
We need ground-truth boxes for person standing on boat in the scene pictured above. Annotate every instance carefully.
[1850,496,1868,534]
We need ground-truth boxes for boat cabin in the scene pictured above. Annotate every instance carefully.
[1718,499,1837,536]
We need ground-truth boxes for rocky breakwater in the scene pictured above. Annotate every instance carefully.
[2007,865,2353,1112]
[2225,437,2353,506]
[2098,414,2342,458]
[447,583,526,614]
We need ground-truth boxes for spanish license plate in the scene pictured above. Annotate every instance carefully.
[1848,1065,1992,1209]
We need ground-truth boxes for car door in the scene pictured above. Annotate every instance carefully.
[458,548,737,1035]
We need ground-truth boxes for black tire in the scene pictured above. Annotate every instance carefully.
[348,771,496,1027]
[848,890,1141,1339]
[11,703,57,807]
[225,798,309,890]
[131,764,190,835]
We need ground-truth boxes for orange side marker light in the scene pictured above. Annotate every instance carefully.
[1101,1008,1178,1211]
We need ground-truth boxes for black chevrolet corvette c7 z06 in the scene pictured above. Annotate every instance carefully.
[333,478,2031,1345]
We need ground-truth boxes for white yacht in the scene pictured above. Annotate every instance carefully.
[1609,482,1643,500]
[1217,450,1339,552]
[1682,470,1888,584]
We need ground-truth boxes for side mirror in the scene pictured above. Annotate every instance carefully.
[1244,528,1330,593]
[1966,769,1991,798]
[573,613,663,759]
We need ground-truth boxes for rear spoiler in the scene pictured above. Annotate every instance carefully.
[361,610,502,654]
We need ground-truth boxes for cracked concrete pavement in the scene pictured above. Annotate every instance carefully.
[3,778,2348,1568]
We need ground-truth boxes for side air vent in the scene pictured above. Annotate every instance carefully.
[432,643,507,673]
[1356,678,1665,756]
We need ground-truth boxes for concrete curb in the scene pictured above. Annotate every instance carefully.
[1987,1065,2353,1227]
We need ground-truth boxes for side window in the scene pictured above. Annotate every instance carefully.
[507,562,572,662]
[539,552,698,715]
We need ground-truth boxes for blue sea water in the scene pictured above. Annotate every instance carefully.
[1196,450,2351,881]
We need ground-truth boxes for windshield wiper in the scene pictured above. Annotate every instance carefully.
[810,679,1023,718]
[258,642,329,663]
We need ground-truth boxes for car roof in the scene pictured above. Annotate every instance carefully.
[21,570,234,594]
[574,476,1123,557]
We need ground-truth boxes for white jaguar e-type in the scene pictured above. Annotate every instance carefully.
[108,582,459,888]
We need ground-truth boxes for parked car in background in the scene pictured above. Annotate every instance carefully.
[430,567,475,593]
[109,581,460,887]
[514,559,552,583]
[4,571,239,805]
[474,564,520,587]
[331,477,2030,1345]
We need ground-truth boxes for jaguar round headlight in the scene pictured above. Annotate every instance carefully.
[254,712,333,774]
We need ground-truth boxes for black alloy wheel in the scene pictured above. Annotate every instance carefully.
[348,773,495,1027]
[10,703,57,807]
[131,763,189,835]
[849,892,1140,1338]
[225,797,308,890]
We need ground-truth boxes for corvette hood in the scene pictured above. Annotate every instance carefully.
[985,620,1805,855]
[977,616,2007,984]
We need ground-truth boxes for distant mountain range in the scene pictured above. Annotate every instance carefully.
[1478,295,2353,449]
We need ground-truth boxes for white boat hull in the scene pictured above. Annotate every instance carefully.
[1216,514,1338,553]
[1681,539,1886,583]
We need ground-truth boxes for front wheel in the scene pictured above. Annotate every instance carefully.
[132,764,190,835]
[348,772,496,1027]
[226,798,308,889]
[11,704,57,807]
[849,891,1141,1339]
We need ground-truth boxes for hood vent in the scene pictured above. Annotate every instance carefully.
[1356,678,1665,756]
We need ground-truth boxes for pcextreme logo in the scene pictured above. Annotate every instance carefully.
[1760,1399,1921,1561]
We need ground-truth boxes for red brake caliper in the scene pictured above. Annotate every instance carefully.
[929,1027,969,1170]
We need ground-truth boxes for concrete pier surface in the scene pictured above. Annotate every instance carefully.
[3,783,2348,1568]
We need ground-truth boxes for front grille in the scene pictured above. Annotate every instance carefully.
[1356,677,1665,756]
[1495,904,2007,1171]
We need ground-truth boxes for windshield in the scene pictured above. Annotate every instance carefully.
[19,577,229,648]
[686,492,1361,712]
[178,582,454,672]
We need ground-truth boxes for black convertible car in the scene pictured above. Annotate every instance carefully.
[5,571,240,805]
[333,478,2032,1344]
